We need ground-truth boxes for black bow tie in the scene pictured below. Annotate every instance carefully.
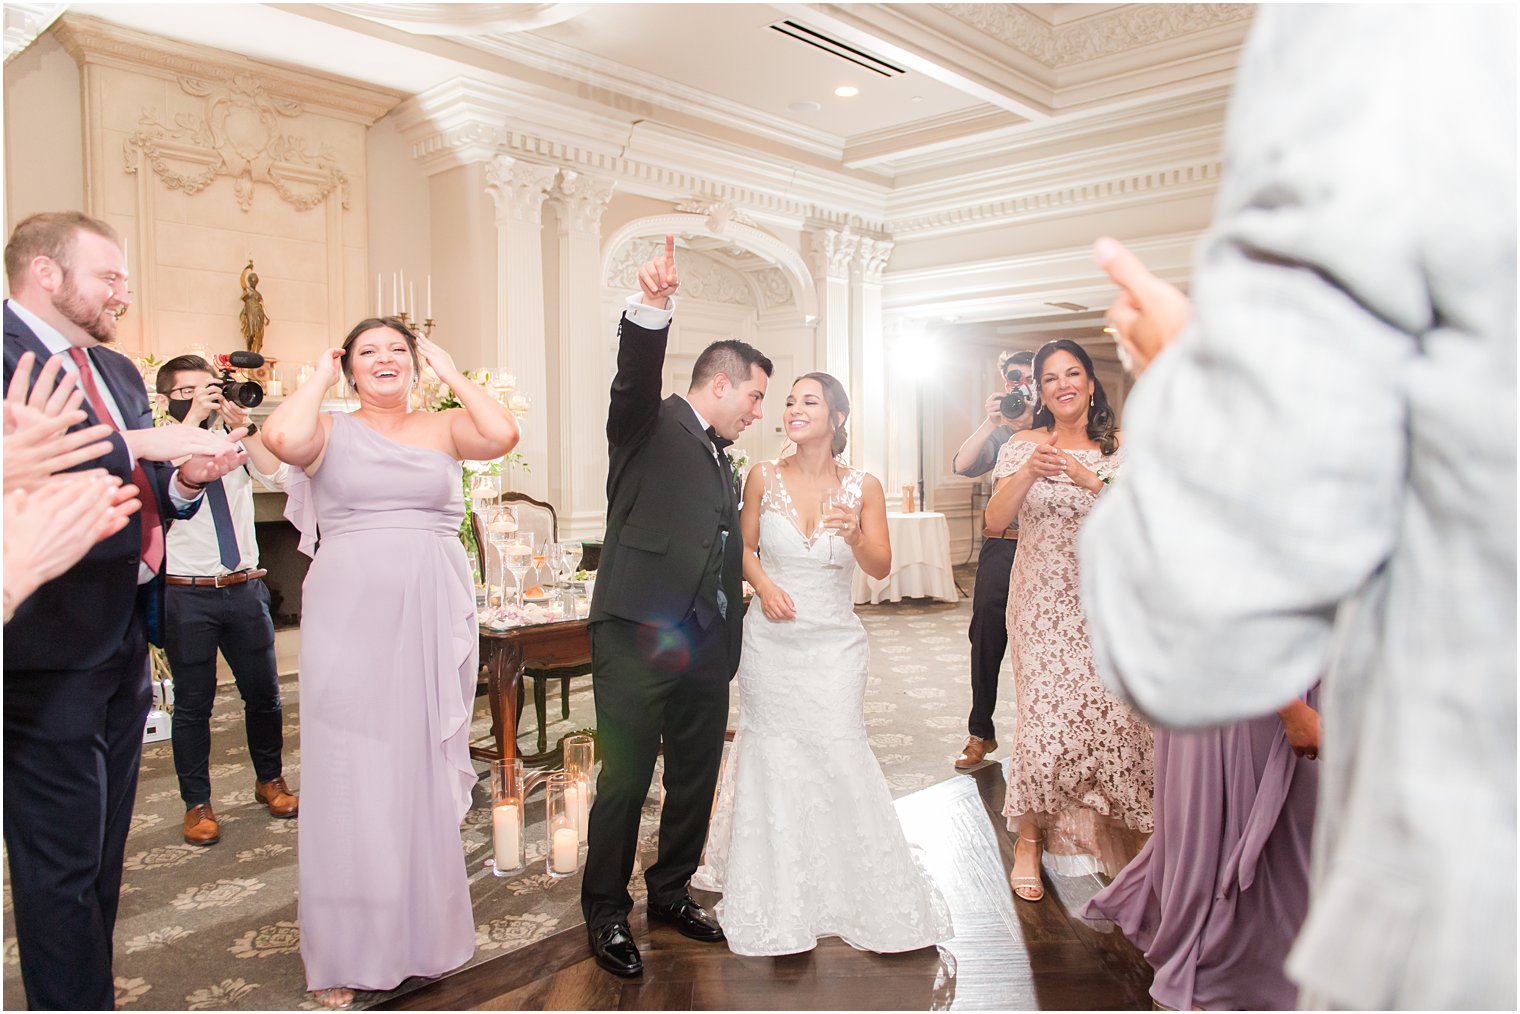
[705,425,734,451]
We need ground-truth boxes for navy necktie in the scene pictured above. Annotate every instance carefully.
[204,478,242,571]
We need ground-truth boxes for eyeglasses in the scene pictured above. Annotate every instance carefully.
[167,385,202,399]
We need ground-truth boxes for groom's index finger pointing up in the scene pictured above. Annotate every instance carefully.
[664,233,675,265]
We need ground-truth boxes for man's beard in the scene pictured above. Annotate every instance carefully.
[54,273,118,344]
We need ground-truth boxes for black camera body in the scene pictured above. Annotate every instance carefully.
[217,351,265,408]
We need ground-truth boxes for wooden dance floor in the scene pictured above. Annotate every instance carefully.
[377,763,1152,1010]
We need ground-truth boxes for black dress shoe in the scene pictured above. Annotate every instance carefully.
[647,895,725,942]
[588,921,643,977]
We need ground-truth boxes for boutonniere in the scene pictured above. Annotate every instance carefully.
[724,448,746,499]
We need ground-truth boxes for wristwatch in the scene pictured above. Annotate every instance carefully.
[243,422,258,438]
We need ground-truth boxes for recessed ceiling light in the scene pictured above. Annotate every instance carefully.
[788,100,822,113]
[834,85,859,98]
[910,95,924,103]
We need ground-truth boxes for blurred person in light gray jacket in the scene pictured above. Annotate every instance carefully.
[1079,5,1515,1009]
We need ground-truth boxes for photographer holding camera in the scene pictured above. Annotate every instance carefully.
[949,349,1036,770]
[154,354,296,846]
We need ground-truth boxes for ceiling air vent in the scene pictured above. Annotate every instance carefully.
[768,20,907,78]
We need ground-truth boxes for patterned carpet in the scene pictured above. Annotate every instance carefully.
[2,570,1021,1010]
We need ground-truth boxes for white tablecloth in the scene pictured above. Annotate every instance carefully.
[851,511,960,605]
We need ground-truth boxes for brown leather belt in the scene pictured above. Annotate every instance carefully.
[982,527,1018,541]
[166,569,267,588]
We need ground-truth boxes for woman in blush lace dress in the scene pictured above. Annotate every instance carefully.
[263,318,519,1009]
[693,373,952,956]
[984,339,1152,902]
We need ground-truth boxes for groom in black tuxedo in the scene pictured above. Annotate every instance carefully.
[582,235,771,976]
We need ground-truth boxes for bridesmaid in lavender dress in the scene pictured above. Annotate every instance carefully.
[264,318,519,1008]
[1082,689,1321,1010]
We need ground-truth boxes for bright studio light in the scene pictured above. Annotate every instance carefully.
[834,85,859,98]
[897,321,941,384]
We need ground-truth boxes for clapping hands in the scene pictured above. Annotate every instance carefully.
[1022,432,1101,492]
[4,352,115,493]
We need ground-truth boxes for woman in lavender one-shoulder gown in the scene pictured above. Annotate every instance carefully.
[1083,686,1321,1010]
[264,318,519,1008]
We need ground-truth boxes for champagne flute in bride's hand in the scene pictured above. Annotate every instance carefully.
[820,490,843,569]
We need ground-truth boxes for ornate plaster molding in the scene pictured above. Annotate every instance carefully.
[752,267,794,311]
[887,159,1222,238]
[810,228,861,281]
[600,214,817,320]
[931,3,1255,68]
[606,239,753,307]
[4,3,65,63]
[551,170,615,234]
[50,13,402,125]
[124,75,350,213]
[673,198,757,234]
[484,155,559,224]
[855,237,894,284]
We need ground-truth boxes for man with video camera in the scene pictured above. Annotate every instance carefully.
[154,354,297,846]
[950,349,1036,770]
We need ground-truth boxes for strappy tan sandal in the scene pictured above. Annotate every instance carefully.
[313,987,355,1009]
[1010,835,1045,902]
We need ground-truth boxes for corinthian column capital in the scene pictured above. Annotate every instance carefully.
[855,236,895,284]
[809,226,859,281]
[552,170,615,235]
[484,155,558,224]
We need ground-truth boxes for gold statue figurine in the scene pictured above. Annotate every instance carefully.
[239,260,269,354]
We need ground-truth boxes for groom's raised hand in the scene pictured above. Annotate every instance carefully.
[638,233,680,308]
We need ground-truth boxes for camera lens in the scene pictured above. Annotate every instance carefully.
[227,380,264,408]
[999,390,1027,419]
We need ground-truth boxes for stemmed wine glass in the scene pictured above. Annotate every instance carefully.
[485,504,519,605]
[503,533,536,608]
[819,488,861,570]
[559,540,583,579]
[541,547,565,595]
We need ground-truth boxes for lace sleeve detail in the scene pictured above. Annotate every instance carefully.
[992,437,1036,480]
[756,460,786,516]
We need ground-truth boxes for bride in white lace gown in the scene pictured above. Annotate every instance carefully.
[693,373,953,956]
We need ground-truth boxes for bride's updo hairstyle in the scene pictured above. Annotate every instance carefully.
[799,371,851,457]
[340,316,422,389]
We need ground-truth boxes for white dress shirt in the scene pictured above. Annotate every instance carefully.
[165,442,289,577]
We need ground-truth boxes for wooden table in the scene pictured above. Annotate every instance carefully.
[473,617,592,767]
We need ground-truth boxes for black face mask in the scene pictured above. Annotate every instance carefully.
[166,399,214,428]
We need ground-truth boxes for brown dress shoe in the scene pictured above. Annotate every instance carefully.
[255,777,299,818]
[183,803,221,845]
[954,735,997,770]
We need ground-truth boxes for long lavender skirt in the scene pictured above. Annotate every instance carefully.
[288,417,479,992]
[1083,695,1319,1010]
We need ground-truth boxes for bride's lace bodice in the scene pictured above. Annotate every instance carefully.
[751,459,866,627]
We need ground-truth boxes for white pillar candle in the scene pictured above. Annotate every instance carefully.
[551,825,578,873]
[375,273,382,317]
[491,802,520,870]
[392,273,398,315]
[565,783,581,839]
[427,275,433,318]
[410,280,416,320]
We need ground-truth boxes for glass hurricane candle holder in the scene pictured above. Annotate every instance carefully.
[563,734,595,842]
[486,757,524,877]
[544,773,580,879]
